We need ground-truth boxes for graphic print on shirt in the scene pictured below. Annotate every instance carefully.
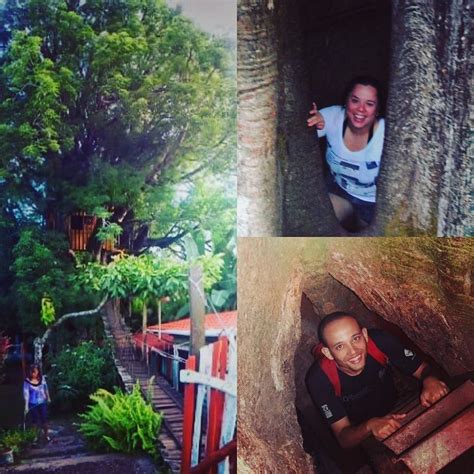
[404,349,415,359]
[321,404,333,419]
[326,143,379,200]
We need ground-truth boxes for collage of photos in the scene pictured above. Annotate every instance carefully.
[238,0,473,473]
[0,1,471,474]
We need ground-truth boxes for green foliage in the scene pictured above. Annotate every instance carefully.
[75,253,223,318]
[0,428,36,454]
[40,295,56,326]
[78,383,162,459]
[0,0,235,234]
[48,341,118,408]
[0,0,236,332]
[11,228,94,334]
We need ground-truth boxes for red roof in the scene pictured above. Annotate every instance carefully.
[148,311,237,336]
[133,332,174,351]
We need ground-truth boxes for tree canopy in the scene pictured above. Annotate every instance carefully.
[0,0,236,335]
[0,0,235,247]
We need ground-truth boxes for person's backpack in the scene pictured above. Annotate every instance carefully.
[312,337,388,397]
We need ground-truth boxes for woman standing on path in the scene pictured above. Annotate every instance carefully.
[23,364,51,442]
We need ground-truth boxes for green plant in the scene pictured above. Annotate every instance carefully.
[48,341,118,408]
[40,295,56,326]
[78,383,162,459]
[0,429,36,454]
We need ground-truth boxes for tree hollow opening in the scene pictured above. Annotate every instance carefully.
[278,0,391,235]
[294,275,449,473]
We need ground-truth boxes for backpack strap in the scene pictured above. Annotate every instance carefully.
[367,337,389,366]
[312,337,388,398]
[312,342,342,397]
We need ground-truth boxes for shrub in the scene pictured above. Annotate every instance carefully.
[48,341,118,408]
[78,383,162,459]
[0,429,36,454]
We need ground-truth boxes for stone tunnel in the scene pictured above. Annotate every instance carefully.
[237,237,473,473]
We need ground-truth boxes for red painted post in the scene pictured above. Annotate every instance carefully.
[181,355,197,474]
[190,439,237,474]
[206,337,229,474]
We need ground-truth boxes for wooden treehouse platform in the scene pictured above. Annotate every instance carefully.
[102,304,184,473]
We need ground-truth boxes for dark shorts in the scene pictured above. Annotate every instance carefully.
[326,175,376,224]
[29,403,48,425]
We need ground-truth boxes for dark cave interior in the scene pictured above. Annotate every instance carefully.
[298,0,391,111]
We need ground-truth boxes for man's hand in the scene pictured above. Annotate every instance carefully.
[307,102,325,129]
[366,413,406,440]
[420,376,449,407]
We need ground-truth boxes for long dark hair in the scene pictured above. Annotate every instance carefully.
[27,363,43,383]
[342,75,385,116]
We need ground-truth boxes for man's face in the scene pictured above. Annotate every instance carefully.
[321,317,369,376]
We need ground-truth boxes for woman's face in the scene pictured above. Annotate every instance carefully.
[345,84,379,132]
[31,368,39,378]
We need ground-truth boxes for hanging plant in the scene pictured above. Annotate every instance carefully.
[40,296,56,326]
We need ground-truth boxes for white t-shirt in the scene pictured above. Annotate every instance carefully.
[317,105,385,203]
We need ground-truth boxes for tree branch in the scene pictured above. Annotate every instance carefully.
[34,295,108,367]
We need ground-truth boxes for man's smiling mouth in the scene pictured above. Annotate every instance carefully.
[349,354,363,364]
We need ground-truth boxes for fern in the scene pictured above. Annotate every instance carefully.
[78,382,163,459]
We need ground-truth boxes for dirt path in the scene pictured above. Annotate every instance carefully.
[2,417,164,473]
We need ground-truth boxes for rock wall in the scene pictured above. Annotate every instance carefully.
[238,237,473,472]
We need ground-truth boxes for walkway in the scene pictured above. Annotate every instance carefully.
[2,417,157,473]
[102,303,184,473]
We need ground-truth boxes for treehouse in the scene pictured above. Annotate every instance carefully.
[46,210,135,253]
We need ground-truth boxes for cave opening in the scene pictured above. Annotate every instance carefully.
[277,0,392,235]
[293,273,448,474]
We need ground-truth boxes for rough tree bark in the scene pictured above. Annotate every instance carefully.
[375,0,471,236]
[238,0,280,236]
[238,0,471,236]
[276,1,344,236]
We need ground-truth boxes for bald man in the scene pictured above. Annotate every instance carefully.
[306,312,449,449]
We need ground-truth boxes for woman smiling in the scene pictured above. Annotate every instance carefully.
[307,76,385,230]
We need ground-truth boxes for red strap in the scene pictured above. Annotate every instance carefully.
[367,337,389,366]
[312,337,388,398]
[312,342,342,397]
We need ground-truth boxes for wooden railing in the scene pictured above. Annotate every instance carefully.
[180,335,237,474]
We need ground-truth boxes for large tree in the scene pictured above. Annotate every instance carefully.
[0,0,236,335]
[0,0,235,255]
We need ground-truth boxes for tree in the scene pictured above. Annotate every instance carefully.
[0,0,235,257]
[0,0,236,337]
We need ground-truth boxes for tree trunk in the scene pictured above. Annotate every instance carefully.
[374,0,471,236]
[239,0,471,236]
[189,265,205,356]
[276,1,344,236]
[238,0,280,236]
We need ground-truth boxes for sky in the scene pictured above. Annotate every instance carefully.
[166,0,236,38]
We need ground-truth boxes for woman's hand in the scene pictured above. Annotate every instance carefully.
[307,102,325,129]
